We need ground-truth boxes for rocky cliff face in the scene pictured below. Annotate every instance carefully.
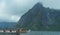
[18,2,60,31]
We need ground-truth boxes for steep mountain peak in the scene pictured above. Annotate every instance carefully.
[32,2,43,10]
[35,2,43,7]
[18,2,60,31]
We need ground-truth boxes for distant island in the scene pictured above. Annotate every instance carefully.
[0,22,17,30]
[17,2,60,31]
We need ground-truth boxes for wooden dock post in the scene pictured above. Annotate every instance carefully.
[10,29,12,32]
[16,29,20,35]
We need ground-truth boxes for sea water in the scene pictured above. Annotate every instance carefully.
[0,31,60,35]
[20,31,60,35]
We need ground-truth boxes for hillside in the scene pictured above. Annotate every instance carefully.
[0,22,17,30]
[18,2,60,31]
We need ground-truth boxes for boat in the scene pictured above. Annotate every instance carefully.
[20,28,31,33]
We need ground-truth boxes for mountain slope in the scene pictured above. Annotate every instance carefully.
[18,2,60,31]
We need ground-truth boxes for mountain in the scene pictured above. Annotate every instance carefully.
[0,22,17,30]
[18,2,60,31]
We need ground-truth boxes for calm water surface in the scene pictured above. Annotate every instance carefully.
[20,31,60,35]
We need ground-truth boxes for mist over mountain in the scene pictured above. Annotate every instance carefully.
[18,2,60,31]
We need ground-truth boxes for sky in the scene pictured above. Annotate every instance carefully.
[0,0,60,22]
